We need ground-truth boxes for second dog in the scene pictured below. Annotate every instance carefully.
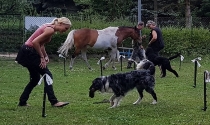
[146,47,180,78]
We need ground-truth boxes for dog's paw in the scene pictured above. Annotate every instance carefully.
[151,100,157,105]
[108,105,117,109]
[110,101,114,106]
[112,66,117,70]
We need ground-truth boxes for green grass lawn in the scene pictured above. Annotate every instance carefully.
[0,55,210,125]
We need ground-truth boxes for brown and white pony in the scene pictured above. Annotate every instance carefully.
[57,26,141,70]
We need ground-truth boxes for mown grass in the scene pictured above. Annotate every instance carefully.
[0,55,210,125]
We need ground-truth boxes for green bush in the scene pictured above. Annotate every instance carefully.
[161,27,210,56]
[45,33,68,54]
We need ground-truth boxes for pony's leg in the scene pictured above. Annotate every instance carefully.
[111,49,118,70]
[103,49,117,70]
[103,59,112,70]
[103,49,112,70]
[69,56,76,70]
[81,49,92,70]
[69,49,80,70]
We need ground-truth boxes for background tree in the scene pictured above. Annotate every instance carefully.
[0,0,23,13]
[185,0,191,28]
[1,0,210,26]
[194,0,210,17]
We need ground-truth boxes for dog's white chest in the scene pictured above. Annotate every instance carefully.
[103,81,113,93]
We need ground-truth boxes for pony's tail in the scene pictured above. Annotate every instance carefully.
[57,30,76,56]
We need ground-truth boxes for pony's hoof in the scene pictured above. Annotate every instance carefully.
[112,66,117,70]
[89,67,93,71]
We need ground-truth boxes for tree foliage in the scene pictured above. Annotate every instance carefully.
[1,0,210,18]
[74,0,210,18]
[194,0,210,17]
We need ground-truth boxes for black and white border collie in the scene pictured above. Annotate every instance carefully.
[89,60,157,108]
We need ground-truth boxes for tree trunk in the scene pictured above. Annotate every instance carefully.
[154,0,158,24]
[185,0,191,28]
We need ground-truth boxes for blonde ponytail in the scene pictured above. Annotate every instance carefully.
[58,17,72,26]
[50,18,59,25]
[45,17,71,26]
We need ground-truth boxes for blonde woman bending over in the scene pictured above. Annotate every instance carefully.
[16,17,71,107]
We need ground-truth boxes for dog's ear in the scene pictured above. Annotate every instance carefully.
[143,61,151,69]
[90,78,103,90]
[148,65,155,75]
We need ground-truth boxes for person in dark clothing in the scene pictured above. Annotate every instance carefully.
[146,20,164,56]
[145,20,165,75]
[16,17,71,107]
[127,21,146,69]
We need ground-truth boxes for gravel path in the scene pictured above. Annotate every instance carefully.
[0,53,17,58]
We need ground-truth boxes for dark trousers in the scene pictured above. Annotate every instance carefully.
[19,66,58,106]
[17,45,58,106]
[19,67,58,105]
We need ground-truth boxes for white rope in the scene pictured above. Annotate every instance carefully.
[59,54,66,60]
[180,55,184,61]
[205,70,210,83]
[191,57,202,67]
[119,55,125,59]
[97,56,105,65]
[38,74,53,85]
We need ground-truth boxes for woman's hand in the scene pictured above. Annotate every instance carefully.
[39,57,47,69]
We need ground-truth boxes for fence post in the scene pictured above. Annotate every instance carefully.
[203,71,208,111]
[100,60,103,76]
[42,83,47,117]
[193,60,197,88]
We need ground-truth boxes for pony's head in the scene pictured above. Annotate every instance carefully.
[117,26,141,44]
[130,26,141,43]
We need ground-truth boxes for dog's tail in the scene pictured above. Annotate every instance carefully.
[168,53,181,60]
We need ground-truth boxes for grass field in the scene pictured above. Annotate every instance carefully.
[0,55,210,125]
